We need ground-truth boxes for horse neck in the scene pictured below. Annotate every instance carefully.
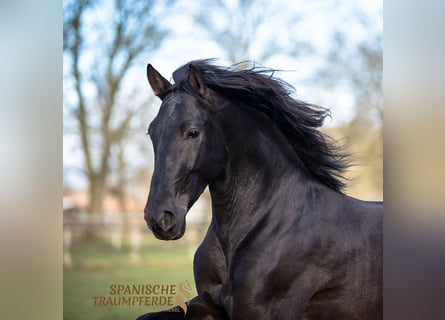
[208,102,314,249]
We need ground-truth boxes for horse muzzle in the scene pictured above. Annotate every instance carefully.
[144,209,185,240]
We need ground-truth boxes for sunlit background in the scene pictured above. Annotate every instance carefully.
[62,0,382,318]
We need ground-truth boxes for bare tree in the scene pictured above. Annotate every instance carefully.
[193,0,309,65]
[314,10,383,198]
[192,0,382,198]
[63,0,173,214]
[316,31,382,126]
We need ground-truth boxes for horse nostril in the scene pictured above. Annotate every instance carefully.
[158,210,176,232]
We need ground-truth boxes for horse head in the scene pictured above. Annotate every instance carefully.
[144,64,226,240]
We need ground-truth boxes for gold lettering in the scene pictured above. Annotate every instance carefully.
[144,284,152,295]
[117,284,124,294]
[109,284,117,295]
[152,284,160,295]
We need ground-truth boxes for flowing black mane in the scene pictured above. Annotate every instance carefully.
[171,59,349,192]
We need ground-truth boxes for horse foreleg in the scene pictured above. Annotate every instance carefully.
[136,307,184,320]
[136,296,225,320]
[184,296,227,319]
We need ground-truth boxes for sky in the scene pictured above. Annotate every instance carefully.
[63,0,382,189]
[147,0,381,113]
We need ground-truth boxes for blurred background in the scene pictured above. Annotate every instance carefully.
[63,0,382,319]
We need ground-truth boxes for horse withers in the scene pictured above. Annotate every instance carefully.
[138,60,382,320]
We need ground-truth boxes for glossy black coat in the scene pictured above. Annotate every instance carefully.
[138,60,382,320]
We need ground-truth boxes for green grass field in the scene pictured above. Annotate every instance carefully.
[64,236,198,320]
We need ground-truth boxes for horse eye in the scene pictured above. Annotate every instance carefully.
[187,129,200,139]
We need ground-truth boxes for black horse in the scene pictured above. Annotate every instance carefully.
[139,60,382,320]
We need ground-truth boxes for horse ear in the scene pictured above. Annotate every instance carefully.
[188,65,206,96]
[147,64,172,100]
